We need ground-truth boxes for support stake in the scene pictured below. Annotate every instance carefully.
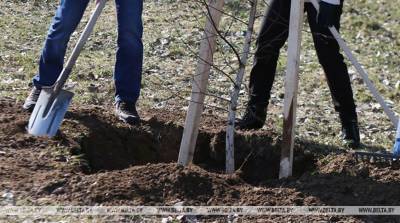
[178,0,225,166]
[279,0,305,179]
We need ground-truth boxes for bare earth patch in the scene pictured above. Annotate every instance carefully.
[1,98,400,222]
[1,1,400,221]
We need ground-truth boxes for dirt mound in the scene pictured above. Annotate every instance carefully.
[66,163,243,206]
[1,98,400,222]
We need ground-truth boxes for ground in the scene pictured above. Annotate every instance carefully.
[1,0,400,222]
[1,98,400,222]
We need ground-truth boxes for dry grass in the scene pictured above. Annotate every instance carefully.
[0,0,399,150]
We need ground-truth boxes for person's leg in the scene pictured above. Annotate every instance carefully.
[33,0,90,88]
[114,0,143,125]
[114,0,143,104]
[248,0,291,106]
[306,1,360,147]
[238,0,291,130]
[24,0,89,111]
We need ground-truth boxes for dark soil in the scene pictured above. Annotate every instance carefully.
[1,97,400,222]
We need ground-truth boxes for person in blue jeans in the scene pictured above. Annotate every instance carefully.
[23,0,143,125]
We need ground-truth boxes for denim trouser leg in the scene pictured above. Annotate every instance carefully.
[114,0,144,104]
[33,0,90,88]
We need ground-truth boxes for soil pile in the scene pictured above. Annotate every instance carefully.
[1,98,400,222]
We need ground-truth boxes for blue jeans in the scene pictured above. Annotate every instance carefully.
[33,0,143,103]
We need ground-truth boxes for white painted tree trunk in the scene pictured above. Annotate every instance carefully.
[226,0,258,174]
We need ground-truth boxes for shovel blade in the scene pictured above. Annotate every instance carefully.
[394,140,400,157]
[28,89,74,137]
[393,121,400,156]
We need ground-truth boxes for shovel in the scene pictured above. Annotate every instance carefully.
[28,0,107,137]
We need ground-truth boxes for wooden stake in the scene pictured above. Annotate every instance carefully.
[178,0,225,166]
[279,0,305,179]
[226,0,258,174]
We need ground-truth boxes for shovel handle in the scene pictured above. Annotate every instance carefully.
[328,27,399,127]
[309,0,399,127]
[53,0,107,94]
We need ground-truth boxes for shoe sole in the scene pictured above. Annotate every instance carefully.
[22,103,36,113]
[235,123,264,130]
[117,115,140,126]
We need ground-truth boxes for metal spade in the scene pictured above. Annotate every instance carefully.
[28,0,107,137]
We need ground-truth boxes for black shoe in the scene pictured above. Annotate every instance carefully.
[341,119,361,149]
[115,101,140,125]
[236,104,267,130]
[23,86,41,112]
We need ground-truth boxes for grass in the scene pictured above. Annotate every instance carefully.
[0,0,399,151]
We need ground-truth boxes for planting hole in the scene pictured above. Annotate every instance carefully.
[74,114,316,183]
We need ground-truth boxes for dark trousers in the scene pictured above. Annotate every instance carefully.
[249,0,357,122]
